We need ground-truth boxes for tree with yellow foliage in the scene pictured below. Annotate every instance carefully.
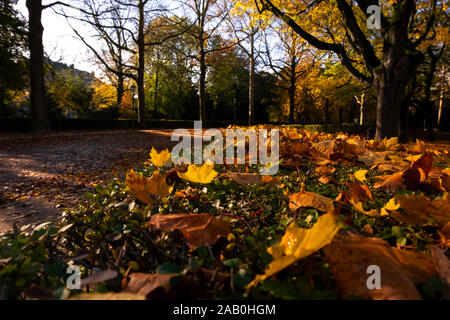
[255,0,445,141]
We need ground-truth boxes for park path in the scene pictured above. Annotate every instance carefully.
[0,129,177,233]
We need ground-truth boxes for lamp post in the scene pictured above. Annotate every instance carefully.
[130,84,136,129]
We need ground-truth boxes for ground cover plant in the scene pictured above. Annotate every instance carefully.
[1,126,449,300]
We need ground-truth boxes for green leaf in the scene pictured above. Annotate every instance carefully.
[156,263,180,274]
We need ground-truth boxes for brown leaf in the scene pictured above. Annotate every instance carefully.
[438,222,450,246]
[411,154,433,176]
[402,168,426,189]
[261,175,281,188]
[288,191,334,212]
[149,213,230,248]
[227,172,261,186]
[316,166,335,175]
[373,172,405,194]
[431,247,450,288]
[323,233,436,299]
[80,269,118,287]
[125,272,175,297]
[393,194,450,227]
[22,285,54,300]
[195,268,231,286]
[319,176,332,184]
[348,182,373,203]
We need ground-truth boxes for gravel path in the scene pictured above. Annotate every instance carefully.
[0,129,177,233]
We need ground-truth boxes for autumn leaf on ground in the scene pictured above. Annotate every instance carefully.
[438,222,450,247]
[348,182,373,202]
[289,191,334,212]
[323,233,437,300]
[315,166,335,175]
[380,197,400,216]
[393,193,450,226]
[177,163,218,184]
[247,209,340,288]
[124,272,176,297]
[149,147,172,167]
[149,213,230,248]
[126,170,173,205]
[354,170,368,183]
[373,171,405,194]
[227,172,261,186]
[261,175,281,188]
[431,247,450,288]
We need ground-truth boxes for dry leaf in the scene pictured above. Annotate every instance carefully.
[316,166,335,175]
[323,233,436,299]
[80,269,118,287]
[247,209,340,288]
[227,172,261,186]
[149,213,230,248]
[354,170,368,183]
[289,191,334,212]
[348,182,373,203]
[125,272,176,297]
[373,171,405,194]
[126,170,173,205]
[393,193,450,226]
[431,247,450,288]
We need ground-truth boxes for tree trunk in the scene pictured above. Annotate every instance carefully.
[26,0,50,132]
[288,58,296,123]
[116,73,124,107]
[248,32,255,125]
[199,44,207,121]
[437,83,444,126]
[323,98,330,125]
[137,0,147,128]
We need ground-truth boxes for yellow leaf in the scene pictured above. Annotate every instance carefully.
[149,147,172,167]
[384,197,400,211]
[350,200,379,217]
[247,209,340,288]
[126,170,173,205]
[354,170,368,183]
[177,163,218,184]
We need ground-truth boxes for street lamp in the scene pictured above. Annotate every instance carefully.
[130,84,136,129]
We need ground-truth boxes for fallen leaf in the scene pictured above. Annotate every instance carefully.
[348,182,373,203]
[354,170,368,183]
[431,247,450,288]
[227,172,261,186]
[177,163,218,184]
[125,272,176,297]
[438,222,450,246]
[247,209,340,288]
[316,166,335,175]
[323,233,436,299]
[289,191,334,212]
[149,147,172,167]
[149,213,230,248]
[126,170,173,205]
[350,200,379,217]
[380,197,400,216]
[373,171,405,194]
[80,269,118,287]
[319,176,332,184]
[393,193,450,226]
[261,175,281,188]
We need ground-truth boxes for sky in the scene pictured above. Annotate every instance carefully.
[16,0,97,74]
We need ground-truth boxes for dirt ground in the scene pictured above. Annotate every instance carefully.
[0,129,177,233]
